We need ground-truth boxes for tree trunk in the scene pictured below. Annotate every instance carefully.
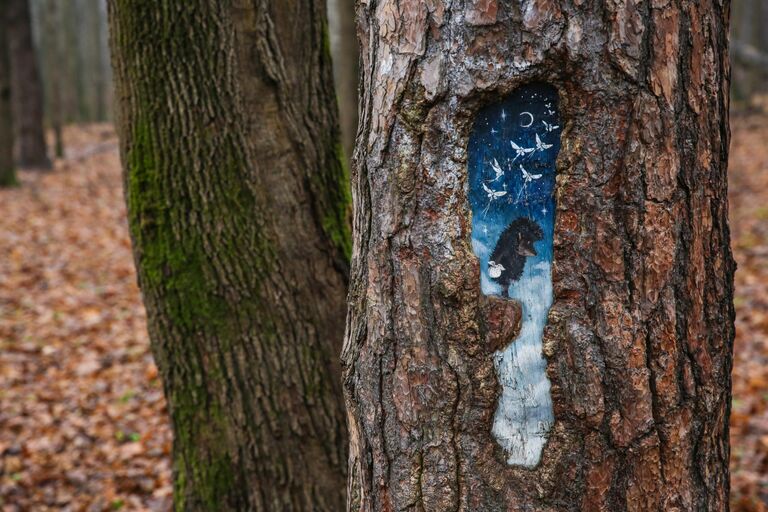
[0,0,16,186]
[83,0,107,122]
[730,0,755,100]
[328,0,358,161]
[343,2,734,511]
[96,0,111,121]
[759,0,768,87]
[108,1,350,510]
[40,0,64,158]
[62,0,85,123]
[7,0,49,169]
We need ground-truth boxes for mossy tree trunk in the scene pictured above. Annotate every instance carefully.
[343,1,734,511]
[8,0,49,169]
[108,1,350,510]
[0,0,16,186]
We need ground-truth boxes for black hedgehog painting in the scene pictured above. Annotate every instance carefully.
[488,218,544,288]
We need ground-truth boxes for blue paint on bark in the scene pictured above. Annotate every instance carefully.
[468,83,562,467]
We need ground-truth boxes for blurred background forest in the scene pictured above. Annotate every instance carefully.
[0,0,766,510]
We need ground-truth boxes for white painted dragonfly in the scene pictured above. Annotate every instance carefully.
[521,164,543,183]
[510,140,535,161]
[542,120,559,132]
[535,133,552,152]
[482,182,507,215]
[489,158,505,182]
[516,164,543,201]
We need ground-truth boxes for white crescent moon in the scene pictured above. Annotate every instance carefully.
[520,112,534,128]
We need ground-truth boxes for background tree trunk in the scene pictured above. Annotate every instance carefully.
[109,0,350,510]
[39,0,63,158]
[0,0,16,186]
[62,0,85,123]
[327,0,358,161]
[88,0,106,121]
[7,0,49,169]
[343,2,734,511]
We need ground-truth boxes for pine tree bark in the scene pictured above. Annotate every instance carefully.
[343,2,735,511]
[109,1,350,510]
[0,0,16,186]
[7,0,49,169]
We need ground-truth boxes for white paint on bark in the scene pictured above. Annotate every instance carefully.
[487,262,554,467]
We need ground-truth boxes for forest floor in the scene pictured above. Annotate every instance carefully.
[727,108,768,512]
[0,125,171,512]
[0,118,765,511]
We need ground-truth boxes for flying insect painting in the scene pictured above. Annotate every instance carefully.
[468,84,562,467]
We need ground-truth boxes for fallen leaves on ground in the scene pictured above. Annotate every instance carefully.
[0,125,171,511]
[730,110,768,512]
[0,115,766,511]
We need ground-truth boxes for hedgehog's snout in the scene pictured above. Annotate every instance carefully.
[517,240,537,257]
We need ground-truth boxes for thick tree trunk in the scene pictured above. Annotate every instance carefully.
[0,0,16,186]
[328,0,358,161]
[7,0,49,169]
[343,2,734,511]
[109,1,350,510]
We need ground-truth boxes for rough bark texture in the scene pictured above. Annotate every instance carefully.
[8,0,49,169]
[109,1,350,510]
[0,0,16,186]
[343,1,734,511]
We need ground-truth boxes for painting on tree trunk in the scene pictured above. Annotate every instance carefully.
[468,83,562,467]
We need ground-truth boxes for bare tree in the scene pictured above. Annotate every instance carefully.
[0,0,16,186]
[38,0,64,157]
[8,0,49,169]
[61,0,85,123]
[328,0,358,160]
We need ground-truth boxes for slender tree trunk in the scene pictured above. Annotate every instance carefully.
[0,0,16,186]
[759,0,768,93]
[99,0,115,121]
[97,0,111,121]
[109,0,350,510]
[85,0,107,121]
[62,0,85,123]
[7,0,49,169]
[343,2,734,511]
[731,0,755,100]
[40,0,63,158]
[328,0,358,161]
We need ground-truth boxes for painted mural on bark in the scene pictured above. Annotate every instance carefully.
[468,84,562,467]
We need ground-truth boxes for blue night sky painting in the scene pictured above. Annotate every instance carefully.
[468,83,562,467]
